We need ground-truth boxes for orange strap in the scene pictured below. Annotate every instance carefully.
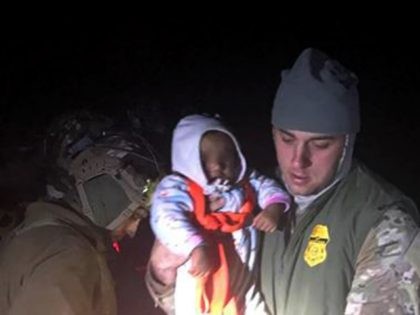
[195,240,238,315]
[187,179,255,315]
[189,179,255,233]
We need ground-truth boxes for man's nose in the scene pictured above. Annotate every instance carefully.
[292,144,311,169]
[126,218,141,238]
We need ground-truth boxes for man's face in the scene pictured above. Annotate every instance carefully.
[111,214,141,241]
[200,131,241,184]
[272,128,345,196]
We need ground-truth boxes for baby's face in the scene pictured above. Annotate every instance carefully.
[200,131,241,184]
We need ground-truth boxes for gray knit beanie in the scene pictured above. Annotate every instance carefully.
[272,48,360,134]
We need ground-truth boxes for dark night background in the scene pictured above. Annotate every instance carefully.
[1,17,419,314]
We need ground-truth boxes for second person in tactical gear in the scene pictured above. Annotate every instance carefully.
[0,112,161,315]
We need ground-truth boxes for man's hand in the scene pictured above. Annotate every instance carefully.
[188,246,214,278]
[253,203,285,233]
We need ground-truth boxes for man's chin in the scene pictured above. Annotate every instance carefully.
[287,183,316,196]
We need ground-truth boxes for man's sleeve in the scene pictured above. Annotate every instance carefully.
[8,244,111,315]
[345,208,420,315]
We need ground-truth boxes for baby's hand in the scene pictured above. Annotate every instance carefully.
[207,194,225,212]
[253,203,285,233]
[188,246,214,278]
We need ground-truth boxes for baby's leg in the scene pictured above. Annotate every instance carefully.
[145,239,187,314]
[149,239,186,284]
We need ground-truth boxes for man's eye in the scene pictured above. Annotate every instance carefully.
[312,141,330,149]
[281,137,293,144]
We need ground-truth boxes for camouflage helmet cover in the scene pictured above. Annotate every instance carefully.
[45,111,161,230]
[68,133,161,229]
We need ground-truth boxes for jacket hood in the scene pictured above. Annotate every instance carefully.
[171,114,247,187]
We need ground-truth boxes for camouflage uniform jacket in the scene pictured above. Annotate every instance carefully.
[261,162,420,315]
[0,201,117,315]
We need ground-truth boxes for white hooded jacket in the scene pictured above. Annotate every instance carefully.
[150,114,290,314]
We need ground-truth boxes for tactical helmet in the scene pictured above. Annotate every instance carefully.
[68,133,161,229]
[45,111,162,230]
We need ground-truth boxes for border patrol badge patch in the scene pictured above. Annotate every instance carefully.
[304,224,330,267]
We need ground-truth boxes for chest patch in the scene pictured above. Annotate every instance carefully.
[304,224,330,267]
